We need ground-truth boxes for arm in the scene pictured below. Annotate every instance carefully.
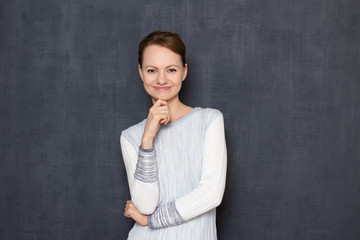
[148,113,227,228]
[120,134,159,214]
[121,99,170,216]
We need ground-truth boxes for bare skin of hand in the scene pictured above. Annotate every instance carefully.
[141,99,170,149]
[124,200,148,226]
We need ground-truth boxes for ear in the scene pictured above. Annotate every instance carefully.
[182,63,188,81]
[138,65,144,81]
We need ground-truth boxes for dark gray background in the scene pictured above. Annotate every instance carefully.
[1,0,359,239]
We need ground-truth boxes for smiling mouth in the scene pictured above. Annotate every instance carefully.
[154,86,171,91]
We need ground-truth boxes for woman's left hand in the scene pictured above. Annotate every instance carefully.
[124,200,148,226]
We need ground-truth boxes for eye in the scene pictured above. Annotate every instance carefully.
[168,68,177,73]
[147,69,156,73]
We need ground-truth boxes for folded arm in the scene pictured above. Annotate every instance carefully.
[148,113,227,229]
[120,135,159,215]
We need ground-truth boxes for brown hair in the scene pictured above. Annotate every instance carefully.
[138,30,186,67]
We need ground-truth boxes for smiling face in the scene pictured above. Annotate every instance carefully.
[138,45,188,103]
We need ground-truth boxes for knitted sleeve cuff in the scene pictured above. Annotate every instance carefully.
[134,146,158,183]
[148,201,185,229]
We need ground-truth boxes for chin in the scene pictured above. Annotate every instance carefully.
[153,96,171,101]
[146,88,181,102]
[150,93,177,102]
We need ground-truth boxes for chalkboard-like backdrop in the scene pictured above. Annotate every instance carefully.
[1,0,359,239]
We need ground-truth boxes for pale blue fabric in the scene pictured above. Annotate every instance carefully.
[121,107,221,240]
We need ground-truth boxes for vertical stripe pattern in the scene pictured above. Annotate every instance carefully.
[122,107,224,240]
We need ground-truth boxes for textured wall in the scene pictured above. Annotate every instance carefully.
[1,0,359,239]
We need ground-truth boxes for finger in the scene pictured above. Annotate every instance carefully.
[154,99,167,107]
[149,104,168,118]
[155,113,170,124]
[160,119,168,125]
[155,110,170,125]
[156,106,170,124]
[150,109,169,118]
[154,106,169,111]
[164,114,170,125]
[165,111,170,125]
[124,208,130,217]
[152,110,170,117]
[150,109,167,116]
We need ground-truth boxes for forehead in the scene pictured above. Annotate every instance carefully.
[142,45,182,66]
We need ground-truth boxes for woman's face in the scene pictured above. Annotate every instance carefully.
[138,45,187,102]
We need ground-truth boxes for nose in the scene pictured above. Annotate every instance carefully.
[157,70,167,85]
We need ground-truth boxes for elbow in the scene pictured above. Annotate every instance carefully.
[131,186,159,215]
[136,202,157,215]
[206,188,224,209]
[207,182,226,209]
[200,190,224,214]
[131,195,159,215]
[130,180,160,215]
[213,192,224,208]
[194,184,225,215]
[132,196,158,215]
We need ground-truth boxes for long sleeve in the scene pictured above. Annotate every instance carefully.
[120,134,159,214]
[148,113,227,229]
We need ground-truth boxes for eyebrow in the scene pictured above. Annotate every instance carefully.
[167,65,180,69]
[144,64,180,69]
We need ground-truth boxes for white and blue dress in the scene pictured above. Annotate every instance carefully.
[120,107,227,240]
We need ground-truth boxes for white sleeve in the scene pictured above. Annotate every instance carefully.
[148,113,227,228]
[175,113,227,220]
[120,134,159,215]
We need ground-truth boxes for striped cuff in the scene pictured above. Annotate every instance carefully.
[148,201,185,229]
[139,146,154,152]
[134,146,158,183]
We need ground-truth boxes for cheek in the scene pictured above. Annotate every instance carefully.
[174,75,184,84]
[142,75,155,85]
[143,82,152,93]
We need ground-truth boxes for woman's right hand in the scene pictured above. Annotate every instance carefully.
[141,99,170,149]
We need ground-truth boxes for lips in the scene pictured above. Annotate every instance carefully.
[154,86,171,91]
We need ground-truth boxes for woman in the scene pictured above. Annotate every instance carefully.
[120,30,227,239]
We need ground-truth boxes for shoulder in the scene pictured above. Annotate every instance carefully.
[196,107,223,121]
[120,119,147,147]
[194,107,224,130]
